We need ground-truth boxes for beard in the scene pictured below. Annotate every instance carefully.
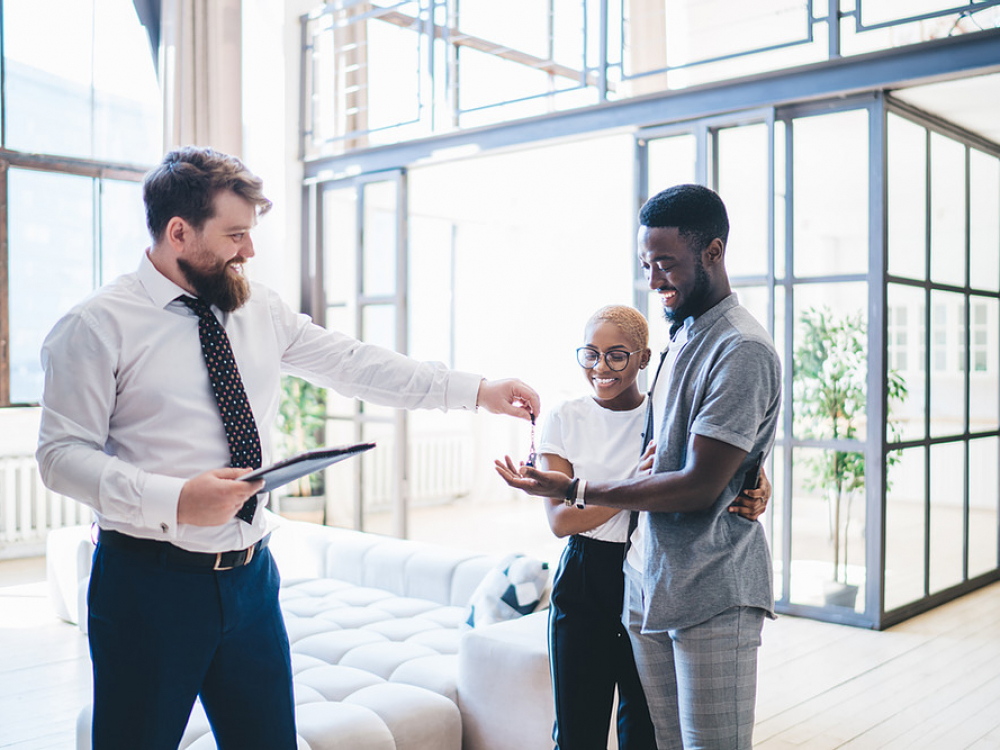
[663,255,711,324]
[177,246,251,312]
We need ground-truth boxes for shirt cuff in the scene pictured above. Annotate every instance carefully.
[444,370,484,411]
[140,472,186,538]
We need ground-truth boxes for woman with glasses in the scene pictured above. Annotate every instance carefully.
[535,305,768,750]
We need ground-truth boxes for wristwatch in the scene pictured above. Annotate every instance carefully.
[563,478,587,509]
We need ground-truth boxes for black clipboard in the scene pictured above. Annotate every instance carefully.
[240,442,376,493]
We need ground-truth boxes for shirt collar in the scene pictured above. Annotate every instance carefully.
[685,292,740,340]
[138,251,192,310]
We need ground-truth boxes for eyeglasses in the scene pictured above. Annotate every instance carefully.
[576,347,642,372]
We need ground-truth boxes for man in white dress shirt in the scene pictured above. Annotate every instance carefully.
[36,146,539,750]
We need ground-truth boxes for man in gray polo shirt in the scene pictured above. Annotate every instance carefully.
[496,184,781,749]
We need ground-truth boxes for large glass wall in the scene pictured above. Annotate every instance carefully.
[299,3,1000,625]
[634,97,1000,628]
[883,107,1000,620]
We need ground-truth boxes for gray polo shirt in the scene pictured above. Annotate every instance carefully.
[638,293,781,632]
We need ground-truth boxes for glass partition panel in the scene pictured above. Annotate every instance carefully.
[459,0,558,61]
[861,0,983,26]
[928,440,965,593]
[456,0,587,112]
[792,110,869,278]
[362,181,398,297]
[770,447,786,602]
[8,169,94,404]
[885,447,926,611]
[410,215,456,365]
[323,416,360,528]
[360,305,398,421]
[970,149,1000,293]
[365,14,422,132]
[623,0,810,75]
[775,119,787,280]
[359,420,397,533]
[792,282,869,442]
[774,284,787,440]
[458,49,559,112]
[929,133,967,288]
[324,188,359,307]
[887,114,927,281]
[718,123,769,278]
[647,134,697,196]
[887,283,927,442]
[324,307,359,419]
[735,286,770,334]
[968,437,999,578]
[969,297,999,434]
[929,291,967,438]
[790,447,866,613]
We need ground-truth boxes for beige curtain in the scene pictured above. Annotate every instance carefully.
[159,0,244,157]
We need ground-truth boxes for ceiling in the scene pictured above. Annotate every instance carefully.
[891,71,1000,147]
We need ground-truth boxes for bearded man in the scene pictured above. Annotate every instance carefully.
[36,146,539,750]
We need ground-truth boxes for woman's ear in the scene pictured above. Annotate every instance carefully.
[639,347,652,369]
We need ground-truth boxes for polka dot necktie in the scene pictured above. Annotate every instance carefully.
[180,296,262,524]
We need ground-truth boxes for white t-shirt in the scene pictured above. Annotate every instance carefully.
[538,395,647,543]
[627,320,691,572]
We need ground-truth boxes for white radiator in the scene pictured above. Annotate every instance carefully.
[363,435,473,511]
[0,455,90,558]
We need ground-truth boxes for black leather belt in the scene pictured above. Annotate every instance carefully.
[98,529,269,571]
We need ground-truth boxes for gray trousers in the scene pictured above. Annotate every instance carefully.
[623,566,764,750]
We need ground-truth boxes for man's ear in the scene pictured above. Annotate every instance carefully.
[165,216,191,252]
[703,237,725,268]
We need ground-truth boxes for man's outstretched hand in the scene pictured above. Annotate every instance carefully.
[477,379,540,421]
[495,455,571,499]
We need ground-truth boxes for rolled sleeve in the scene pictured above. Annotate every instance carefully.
[690,338,781,452]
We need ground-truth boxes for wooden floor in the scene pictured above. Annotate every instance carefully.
[2,556,999,749]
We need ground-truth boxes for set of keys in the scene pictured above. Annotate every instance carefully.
[526,411,537,467]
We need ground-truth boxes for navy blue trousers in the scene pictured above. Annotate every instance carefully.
[549,535,656,750]
[87,538,297,750]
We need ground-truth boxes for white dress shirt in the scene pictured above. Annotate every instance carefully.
[36,253,481,553]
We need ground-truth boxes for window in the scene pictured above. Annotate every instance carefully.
[1,0,160,406]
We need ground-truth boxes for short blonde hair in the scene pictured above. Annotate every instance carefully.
[586,305,649,350]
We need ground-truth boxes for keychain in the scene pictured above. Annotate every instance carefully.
[526,412,537,467]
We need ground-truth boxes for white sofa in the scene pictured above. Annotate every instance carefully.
[47,517,556,750]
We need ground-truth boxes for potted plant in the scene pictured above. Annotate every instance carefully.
[793,306,907,608]
[273,375,327,522]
